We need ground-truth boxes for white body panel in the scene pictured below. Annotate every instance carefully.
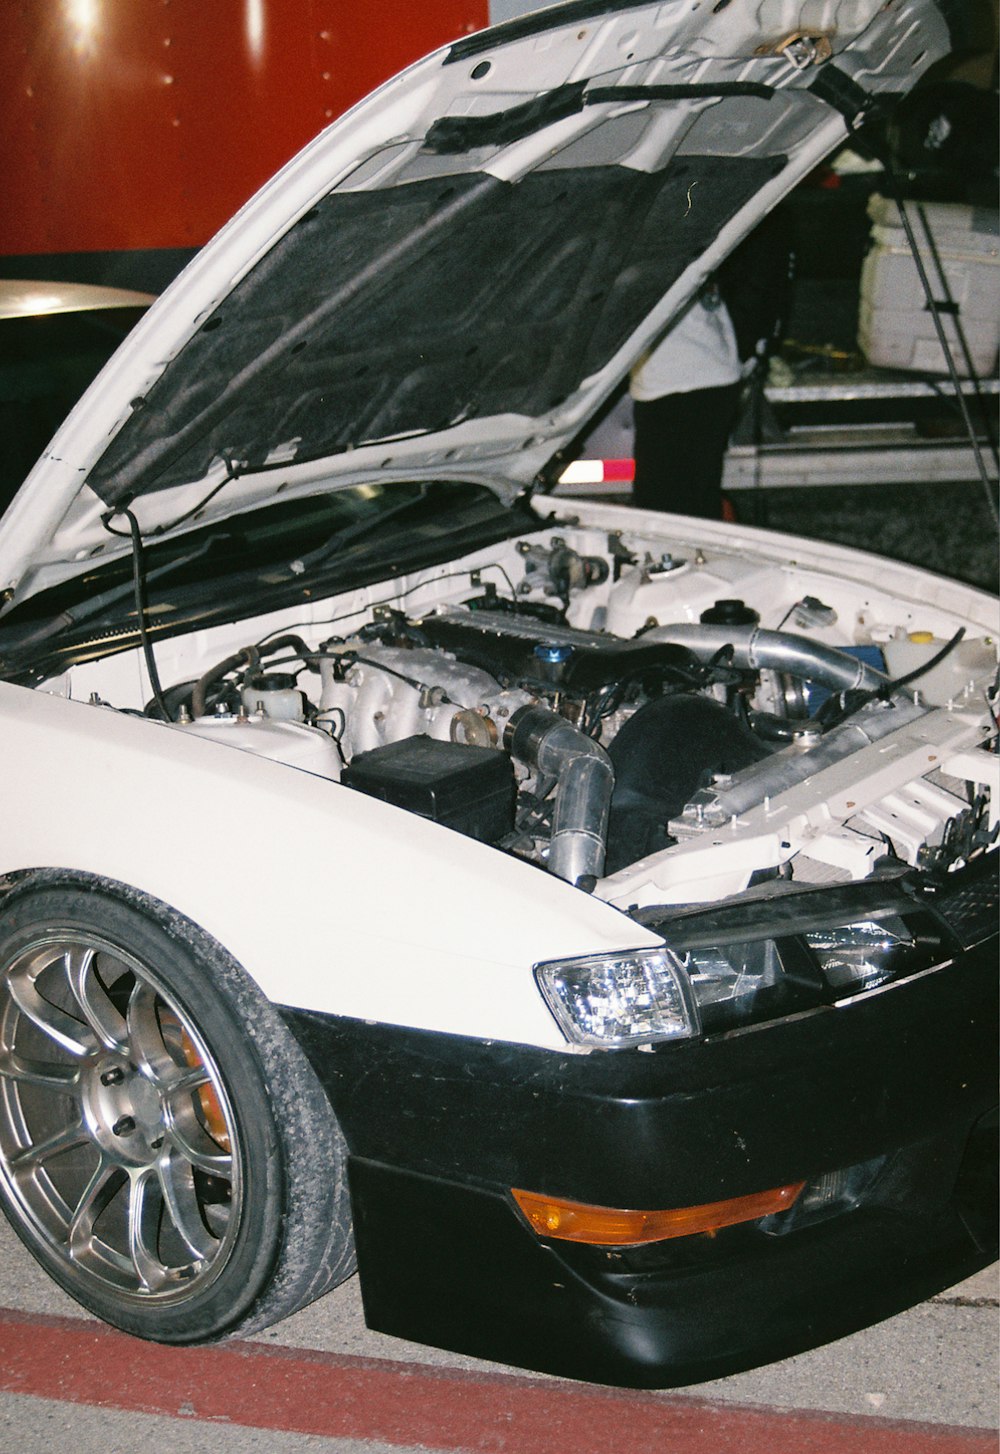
[0,677,660,1050]
[0,0,994,1375]
[0,0,990,1057]
[1,500,994,1048]
[0,0,949,607]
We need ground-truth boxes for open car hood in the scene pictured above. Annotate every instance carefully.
[0,0,960,609]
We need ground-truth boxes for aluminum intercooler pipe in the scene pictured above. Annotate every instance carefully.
[505,705,614,887]
[645,624,891,696]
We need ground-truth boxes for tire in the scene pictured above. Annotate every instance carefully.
[0,873,354,1343]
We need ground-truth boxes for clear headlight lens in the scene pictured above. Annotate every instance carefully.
[535,948,699,1048]
[537,904,939,1048]
[804,916,917,991]
[683,938,784,1012]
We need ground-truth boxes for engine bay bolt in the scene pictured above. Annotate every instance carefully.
[100,1067,125,1087]
[792,727,823,749]
[112,1116,136,1137]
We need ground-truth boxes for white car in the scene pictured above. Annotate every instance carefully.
[0,0,995,1387]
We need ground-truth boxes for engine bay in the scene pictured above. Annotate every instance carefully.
[62,510,1000,911]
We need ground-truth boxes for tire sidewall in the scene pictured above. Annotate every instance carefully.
[0,875,302,1342]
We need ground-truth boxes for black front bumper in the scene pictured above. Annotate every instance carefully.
[282,915,997,1387]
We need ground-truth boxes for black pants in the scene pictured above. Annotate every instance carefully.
[632,382,741,519]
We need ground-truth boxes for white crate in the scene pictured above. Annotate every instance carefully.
[858,195,999,375]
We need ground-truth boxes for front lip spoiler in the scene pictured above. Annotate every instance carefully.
[344,1121,996,1387]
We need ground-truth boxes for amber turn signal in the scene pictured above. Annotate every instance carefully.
[511,1181,805,1245]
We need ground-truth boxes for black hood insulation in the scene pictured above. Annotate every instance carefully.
[87,153,782,508]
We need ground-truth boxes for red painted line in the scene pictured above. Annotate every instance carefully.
[0,1306,994,1454]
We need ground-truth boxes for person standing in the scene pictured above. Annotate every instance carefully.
[629,284,742,519]
[630,211,794,519]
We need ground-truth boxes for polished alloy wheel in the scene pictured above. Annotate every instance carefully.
[0,932,241,1305]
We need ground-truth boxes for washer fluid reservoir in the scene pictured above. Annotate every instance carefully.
[177,713,341,780]
[882,630,997,706]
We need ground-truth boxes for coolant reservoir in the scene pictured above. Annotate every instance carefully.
[882,630,997,706]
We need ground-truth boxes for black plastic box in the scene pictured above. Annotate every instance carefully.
[342,735,516,844]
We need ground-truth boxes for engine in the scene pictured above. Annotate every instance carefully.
[164,531,998,906]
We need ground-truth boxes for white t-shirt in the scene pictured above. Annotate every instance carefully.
[629,294,740,401]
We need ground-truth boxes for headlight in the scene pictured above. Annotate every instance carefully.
[804,916,919,991]
[535,947,699,1048]
[537,892,946,1048]
[679,912,936,1034]
[672,937,813,1034]
[682,938,784,1014]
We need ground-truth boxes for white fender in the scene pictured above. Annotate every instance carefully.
[0,682,660,1049]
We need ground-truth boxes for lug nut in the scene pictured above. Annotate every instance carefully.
[112,1115,136,1137]
[100,1067,125,1086]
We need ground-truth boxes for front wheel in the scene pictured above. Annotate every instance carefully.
[0,875,354,1342]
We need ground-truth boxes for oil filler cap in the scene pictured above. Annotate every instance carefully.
[533,641,573,683]
[700,599,760,626]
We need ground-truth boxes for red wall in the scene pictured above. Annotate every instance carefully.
[0,0,489,257]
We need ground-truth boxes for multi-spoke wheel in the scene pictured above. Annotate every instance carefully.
[0,876,353,1342]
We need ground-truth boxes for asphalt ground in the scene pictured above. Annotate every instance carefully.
[0,1206,996,1453]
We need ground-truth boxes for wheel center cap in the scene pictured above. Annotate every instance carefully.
[127,1072,163,1133]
